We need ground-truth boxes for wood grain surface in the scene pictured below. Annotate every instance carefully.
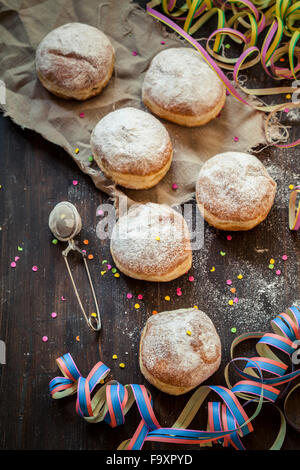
[0,0,299,451]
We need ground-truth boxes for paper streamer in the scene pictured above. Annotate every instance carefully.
[146,0,300,148]
[289,185,300,229]
[50,304,300,450]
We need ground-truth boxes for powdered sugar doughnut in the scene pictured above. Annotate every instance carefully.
[110,203,192,281]
[36,23,114,100]
[139,308,221,395]
[142,48,226,127]
[196,152,277,231]
[91,107,173,189]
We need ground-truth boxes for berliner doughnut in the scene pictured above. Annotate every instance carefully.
[110,203,192,282]
[139,308,221,395]
[91,108,173,189]
[142,48,226,127]
[36,23,114,100]
[196,151,277,231]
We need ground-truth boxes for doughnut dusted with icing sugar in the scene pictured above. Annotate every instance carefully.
[139,308,221,395]
[36,23,114,100]
[142,47,226,127]
[91,108,173,189]
[110,203,192,282]
[196,151,277,231]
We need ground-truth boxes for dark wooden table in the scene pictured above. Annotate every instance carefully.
[0,0,300,451]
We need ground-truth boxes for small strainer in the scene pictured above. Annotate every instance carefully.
[49,201,101,332]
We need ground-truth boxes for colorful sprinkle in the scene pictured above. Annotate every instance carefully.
[186,330,192,336]
[220,251,226,256]
[102,260,108,264]
[156,236,160,241]
[284,108,289,113]
[228,300,234,306]
[230,287,236,294]
[276,270,281,276]
[32,265,38,272]
[210,266,215,272]
[227,235,232,241]
[226,90,230,96]
[72,180,78,186]
[17,246,23,251]
[282,255,288,261]
[91,313,97,318]
[114,273,120,278]
[79,112,85,118]
[76,336,80,342]
[172,183,178,190]
[101,271,106,276]
[112,354,118,360]
[152,310,158,315]
[112,268,117,273]
[132,51,137,56]
[188,275,194,282]
[88,254,94,260]
[107,264,112,270]
[51,312,57,318]
[269,264,274,269]
[225,43,231,49]
[231,327,237,333]
[61,296,66,301]
[75,148,79,154]
[193,305,198,309]
[119,363,125,368]
[233,297,239,303]
[134,303,140,309]
[226,279,232,285]
[269,258,275,265]
[88,155,93,162]
[83,239,89,245]
[289,184,294,190]
[97,209,104,216]
[137,294,143,300]
[160,40,165,45]
[127,293,133,299]
[10,262,16,268]
[286,94,291,99]
[52,238,58,245]
[234,136,239,142]
[165,296,170,301]
[42,336,48,342]
[237,274,243,279]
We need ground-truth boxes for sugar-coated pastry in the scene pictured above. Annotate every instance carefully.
[196,151,277,231]
[36,23,114,100]
[139,308,221,395]
[110,203,192,282]
[142,48,226,127]
[91,108,173,189]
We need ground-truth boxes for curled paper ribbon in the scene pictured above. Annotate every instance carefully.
[50,305,300,450]
[289,185,300,229]
[146,0,300,148]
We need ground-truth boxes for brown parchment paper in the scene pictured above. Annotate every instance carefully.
[0,0,276,207]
